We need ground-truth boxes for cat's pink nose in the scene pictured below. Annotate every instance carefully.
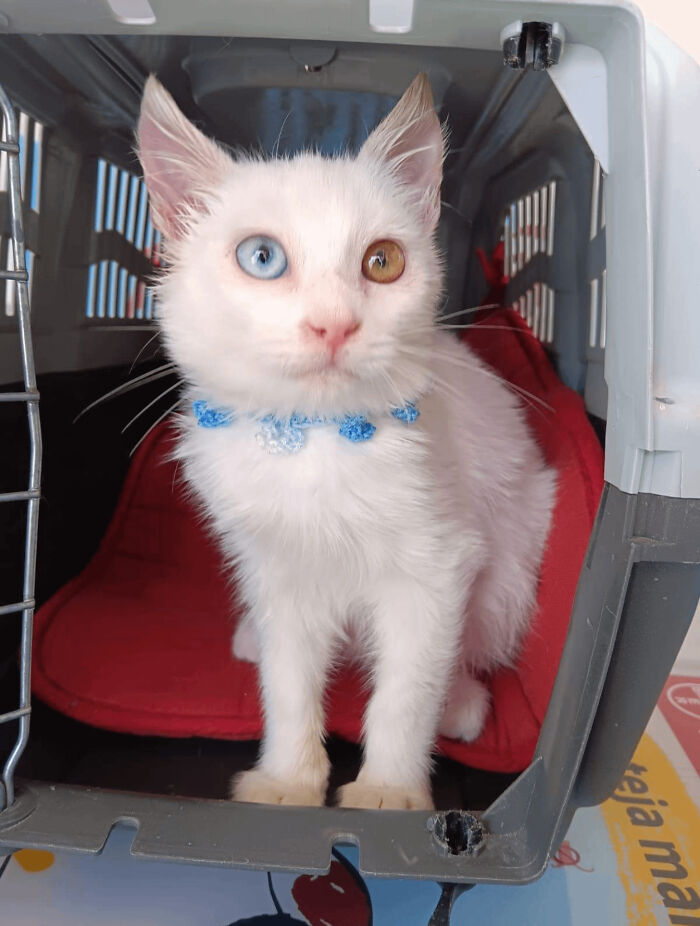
[304,320,361,353]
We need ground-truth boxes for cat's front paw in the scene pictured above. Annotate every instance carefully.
[232,622,260,664]
[338,780,433,811]
[231,769,326,807]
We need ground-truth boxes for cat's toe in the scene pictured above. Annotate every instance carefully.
[439,677,490,742]
[231,770,325,807]
[232,622,260,663]
[338,781,433,811]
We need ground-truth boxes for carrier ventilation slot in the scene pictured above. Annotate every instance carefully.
[1,109,42,317]
[503,181,556,278]
[512,283,555,344]
[86,159,161,321]
[588,161,607,349]
[502,180,557,344]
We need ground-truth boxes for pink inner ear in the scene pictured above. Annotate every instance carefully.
[360,78,445,230]
[137,117,185,237]
[136,77,230,240]
[389,110,443,197]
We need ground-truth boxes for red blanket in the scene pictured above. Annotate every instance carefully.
[32,310,603,772]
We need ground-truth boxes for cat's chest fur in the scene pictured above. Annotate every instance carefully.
[177,411,443,571]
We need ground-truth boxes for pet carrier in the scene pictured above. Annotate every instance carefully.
[0,0,698,888]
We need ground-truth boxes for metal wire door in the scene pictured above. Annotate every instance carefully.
[0,82,42,810]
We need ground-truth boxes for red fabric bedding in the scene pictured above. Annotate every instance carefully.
[32,309,604,772]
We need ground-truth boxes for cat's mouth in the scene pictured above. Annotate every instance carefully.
[293,364,355,382]
[289,354,356,381]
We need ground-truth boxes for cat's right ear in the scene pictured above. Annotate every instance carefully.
[136,76,232,239]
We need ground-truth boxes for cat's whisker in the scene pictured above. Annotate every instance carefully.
[403,321,524,337]
[397,357,465,405]
[394,345,465,400]
[428,342,543,388]
[437,323,537,336]
[129,398,185,457]
[128,330,162,374]
[121,380,183,434]
[399,322,537,359]
[433,352,554,414]
[399,342,553,414]
[412,367,464,405]
[424,377,466,405]
[73,363,178,423]
[437,304,500,322]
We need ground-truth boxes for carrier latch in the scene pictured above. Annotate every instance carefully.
[501,21,565,70]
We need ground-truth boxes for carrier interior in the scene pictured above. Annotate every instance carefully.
[0,34,603,811]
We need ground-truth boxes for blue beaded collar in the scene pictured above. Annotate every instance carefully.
[192,399,419,455]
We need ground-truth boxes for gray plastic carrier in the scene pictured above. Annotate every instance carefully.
[0,0,698,891]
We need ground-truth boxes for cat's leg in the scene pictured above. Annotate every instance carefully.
[231,589,334,807]
[439,669,490,742]
[338,575,465,811]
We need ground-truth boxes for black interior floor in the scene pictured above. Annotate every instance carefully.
[17,698,516,811]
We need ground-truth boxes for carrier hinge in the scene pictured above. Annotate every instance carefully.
[501,21,565,70]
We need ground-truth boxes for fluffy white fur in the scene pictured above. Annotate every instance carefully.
[137,73,555,811]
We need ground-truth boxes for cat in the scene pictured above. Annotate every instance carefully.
[136,73,556,811]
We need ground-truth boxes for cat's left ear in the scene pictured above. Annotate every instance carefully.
[359,73,445,230]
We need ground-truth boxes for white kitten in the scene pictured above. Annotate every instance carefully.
[136,74,555,810]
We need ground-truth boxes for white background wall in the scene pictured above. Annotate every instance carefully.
[634,0,700,63]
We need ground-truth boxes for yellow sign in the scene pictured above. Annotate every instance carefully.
[601,734,700,925]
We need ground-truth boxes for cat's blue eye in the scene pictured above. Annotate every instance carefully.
[235,235,288,280]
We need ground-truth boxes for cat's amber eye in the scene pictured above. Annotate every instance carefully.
[361,240,405,284]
